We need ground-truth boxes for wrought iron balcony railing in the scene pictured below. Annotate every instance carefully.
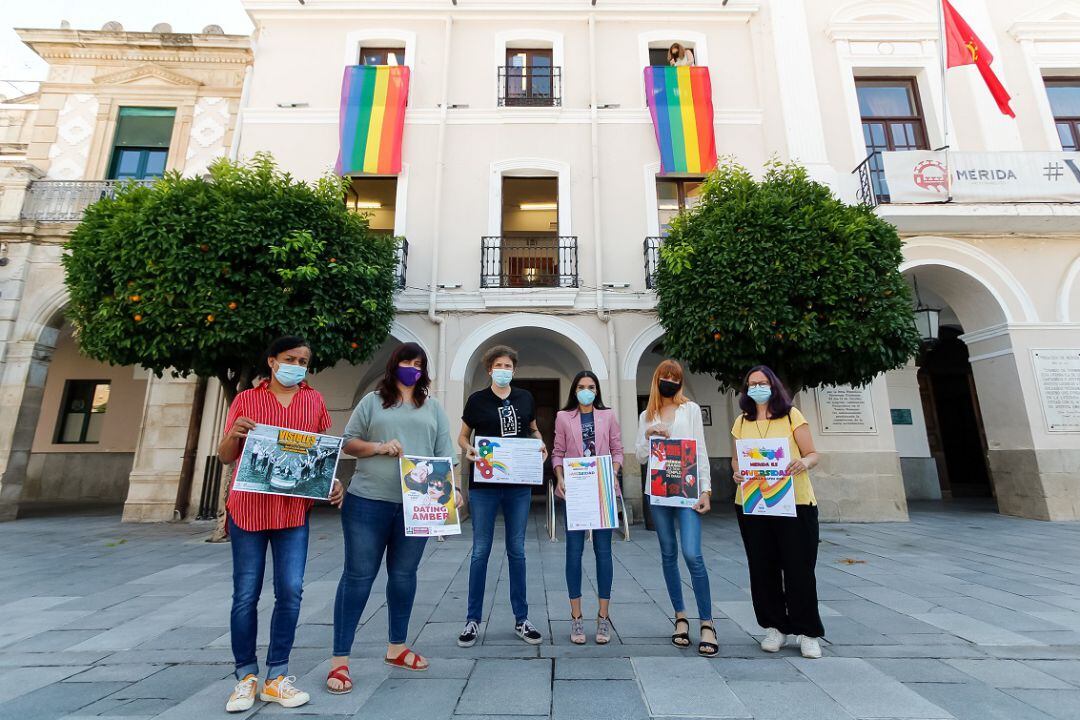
[498,65,562,107]
[644,236,663,289]
[853,151,885,207]
[394,237,408,290]
[480,235,578,288]
[21,179,155,222]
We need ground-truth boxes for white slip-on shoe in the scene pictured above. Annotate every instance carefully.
[760,627,786,653]
[798,635,822,659]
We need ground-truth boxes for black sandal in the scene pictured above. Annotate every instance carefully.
[698,623,719,657]
[671,617,691,648]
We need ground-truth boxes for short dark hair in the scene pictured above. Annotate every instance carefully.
[482,345,518,370]
[738,365,794,421]
[260,336,309,377]
[561,370,607,411]
[378,342,431,408]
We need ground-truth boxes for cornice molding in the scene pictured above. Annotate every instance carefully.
[93,63,202,87]
[32,50,251,65]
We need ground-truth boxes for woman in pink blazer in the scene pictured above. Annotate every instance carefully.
[552,371,624,645]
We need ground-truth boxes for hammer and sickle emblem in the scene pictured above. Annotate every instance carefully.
[965,41,978,62]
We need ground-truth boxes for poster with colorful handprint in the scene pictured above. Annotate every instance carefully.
[473,436,544,485]
[647,437,700,508]
[736,438,796,517]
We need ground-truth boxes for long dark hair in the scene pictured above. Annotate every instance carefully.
[259,336,309,377]
[738,365,793,421]
[561,370,608,412]
[377,342,431,408]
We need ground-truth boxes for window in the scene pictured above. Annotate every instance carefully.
[359,47,404,66]
[656,178,703,235]
[107,107,175,180]
[649,44,696,67]
[55,380,110,444]
[501,48,558,107]
[855,78,929,200]
[1046,79,1080,151]
[345,177,397,235]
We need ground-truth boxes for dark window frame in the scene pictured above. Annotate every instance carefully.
[106,107,175,181]
[502,47,556,107]
[54,379,111,445]
[656,176,705,235]
[359,46,405,66]
[855,77,930,202]
[1045,77,1080,151]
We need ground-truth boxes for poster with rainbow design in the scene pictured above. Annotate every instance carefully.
[473,436,544,485]
[562,455,619,531]
[736,438,796,517]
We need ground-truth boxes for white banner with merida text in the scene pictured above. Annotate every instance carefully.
[881,150,1080,203]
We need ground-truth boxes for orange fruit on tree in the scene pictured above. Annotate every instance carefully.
[133,314,143,322]
[199,244,210,252]
[129,295,140,302]
[206,314,215,323]
[350,341,359,349]
[228,302,238,310]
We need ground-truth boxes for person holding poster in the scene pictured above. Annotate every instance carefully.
[551,371,623,645]
[218,336,335,712]
[327,342,458,694]
[400,456,460,536]
[457,345,548,648]
[634,360,718,657]
[730,365,824,659]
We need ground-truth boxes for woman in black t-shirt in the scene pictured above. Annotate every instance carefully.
[455,345,548,648]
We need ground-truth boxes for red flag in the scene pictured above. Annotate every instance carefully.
[941,0,1014,117]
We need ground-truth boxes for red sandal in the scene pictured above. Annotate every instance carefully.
[384,647,429,672]
[326,665,353,694]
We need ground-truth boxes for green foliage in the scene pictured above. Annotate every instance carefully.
[655,159,920,391]
[63,153,397,400]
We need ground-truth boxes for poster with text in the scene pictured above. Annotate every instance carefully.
[562,455,619,531]
[474,436,544,485]
[400,455,461,537]
[736,437,796,517]
[233,424,343,500]
[647,436,700,508]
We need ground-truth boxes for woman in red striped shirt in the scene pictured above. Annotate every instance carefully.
[218,336,339,713]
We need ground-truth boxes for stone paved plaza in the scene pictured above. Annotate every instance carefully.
[3,502,1080,720]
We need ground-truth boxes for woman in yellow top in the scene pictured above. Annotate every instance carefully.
[730,365,824,660]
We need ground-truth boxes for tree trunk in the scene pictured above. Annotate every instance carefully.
[209,367,252,542]
[173,376,208,520]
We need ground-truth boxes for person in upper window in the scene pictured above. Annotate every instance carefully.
[669,43,696,67]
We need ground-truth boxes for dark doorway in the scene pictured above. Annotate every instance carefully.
[511,378,560,493]
[917,327,993,499]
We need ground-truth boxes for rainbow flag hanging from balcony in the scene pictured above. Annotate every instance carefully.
[644,66,717,175]
[336,65,409,175]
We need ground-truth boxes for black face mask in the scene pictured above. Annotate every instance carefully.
[658,379,682,398]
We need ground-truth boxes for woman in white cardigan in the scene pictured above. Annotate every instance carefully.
[635,359,716,657]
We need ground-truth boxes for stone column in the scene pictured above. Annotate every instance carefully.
[121,373,198,522]
[0,338,56,520]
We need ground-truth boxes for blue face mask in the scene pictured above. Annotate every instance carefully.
[747,385,772,405]
[576,389,596,407]
[274,363,307,388]
[491,369,513,388]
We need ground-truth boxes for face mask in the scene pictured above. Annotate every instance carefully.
[396,366,422,387]
[491,369,513,388]
[274,362,307,388]
[748,385,772,404]
[576,389,596,407]
[658,379,681,398]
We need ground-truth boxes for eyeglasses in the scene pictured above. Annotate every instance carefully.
[748,383,771,389]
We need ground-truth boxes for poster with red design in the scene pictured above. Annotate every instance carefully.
[646,437,700,508]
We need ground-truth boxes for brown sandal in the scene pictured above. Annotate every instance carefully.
[326,665,352,694]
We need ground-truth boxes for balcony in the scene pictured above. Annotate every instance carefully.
[394,237,408,290]
[498,66,561,107]
[644,236,663,289]
[20,180,154,222]
[853,151,886,207]
[480,236,577,288]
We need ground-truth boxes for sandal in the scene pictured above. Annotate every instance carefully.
[698,624,719,657]
[671,617,691,648]
[384,647,429,672]
[326,665,352,695]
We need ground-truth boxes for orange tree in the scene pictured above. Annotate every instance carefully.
[655,159,920,391]
[63,153,396,404]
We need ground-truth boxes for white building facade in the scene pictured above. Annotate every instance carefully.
[1,0,1079,522]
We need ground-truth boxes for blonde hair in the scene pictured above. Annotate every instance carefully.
[645,359,688,421]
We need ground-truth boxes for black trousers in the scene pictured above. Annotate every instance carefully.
[736,505,825,638]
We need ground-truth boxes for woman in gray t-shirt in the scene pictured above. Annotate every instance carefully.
[327,342,457,693]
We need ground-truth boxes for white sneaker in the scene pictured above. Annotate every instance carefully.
[760,627,786,653]
[798,635,822,659]
[226,674,257,713]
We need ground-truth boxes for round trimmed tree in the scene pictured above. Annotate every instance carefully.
[655,159,920,391]
[63,152,397,403]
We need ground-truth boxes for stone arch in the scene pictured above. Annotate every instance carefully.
[449,314,607,382]
[1057,253,1080,322]
[622,321,665,381]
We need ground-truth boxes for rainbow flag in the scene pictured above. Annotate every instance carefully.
[644,66,717,175]
[336,65,409,175]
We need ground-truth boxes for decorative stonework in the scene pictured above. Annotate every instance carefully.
[93,63,202,87]
[46,94,99,180]
[184,96,229,176]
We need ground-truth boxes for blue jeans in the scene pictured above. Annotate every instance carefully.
[467,486,531,623]
[333,494,428,653]
[648,499,713,621]
[565,527,613,601]
[228,516,309,680]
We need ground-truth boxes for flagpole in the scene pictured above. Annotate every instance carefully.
[937,0,953,202]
